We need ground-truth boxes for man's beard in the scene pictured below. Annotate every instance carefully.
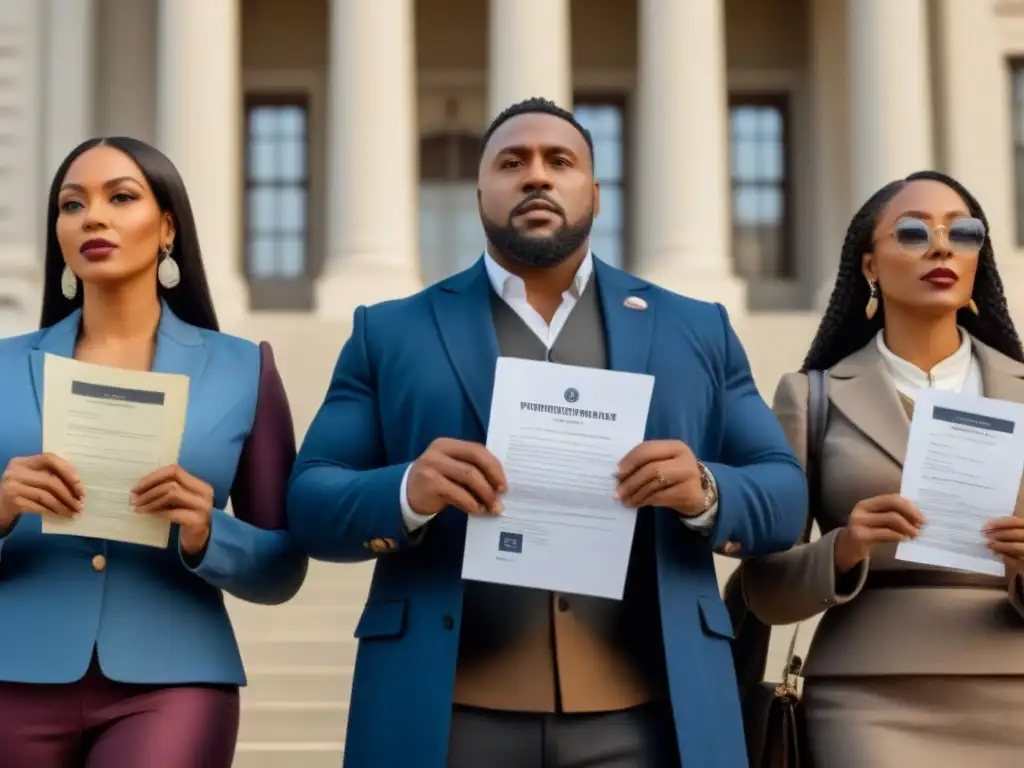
[481,206,594,269]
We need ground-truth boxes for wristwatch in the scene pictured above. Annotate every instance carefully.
[696,462,718,512]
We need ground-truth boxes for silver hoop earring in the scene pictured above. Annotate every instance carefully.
[157,245,180,289]
[61,265,78,300]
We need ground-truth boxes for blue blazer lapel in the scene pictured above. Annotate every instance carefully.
[593,258,654,375]
[30,310,82,416]
[150,301,208,382]
[430,258,500,433]
[29,302,208,417]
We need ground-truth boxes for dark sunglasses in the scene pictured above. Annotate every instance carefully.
[886,216,987,255]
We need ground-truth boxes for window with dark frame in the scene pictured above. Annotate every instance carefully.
[1010,59,1024,246]
[574,98,627,270]
[728,94,794,279]
[243,96,310,281]
[418,132,485,286]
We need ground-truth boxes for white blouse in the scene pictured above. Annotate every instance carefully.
[874,327,982,399]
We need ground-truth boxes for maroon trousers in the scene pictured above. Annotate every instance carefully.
[0,656,239,768]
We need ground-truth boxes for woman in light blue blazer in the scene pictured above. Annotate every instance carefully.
[0,137,308,768]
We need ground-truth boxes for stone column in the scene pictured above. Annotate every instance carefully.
[488,0,572,118]
[635,0,744,311]
[810,0,852,308]
[319,0,420,318]
[0,0,46,335]
[44,0,96,178]
[157,0,248,323]
[935,0,1014,260]
[95,0,158,144]
[848,0,934,207]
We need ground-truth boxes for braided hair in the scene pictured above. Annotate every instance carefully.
[802,170,1023,371]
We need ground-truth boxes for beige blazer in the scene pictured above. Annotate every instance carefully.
[740,337,1024,677]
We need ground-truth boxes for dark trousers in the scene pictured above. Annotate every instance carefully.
[447,703,681,768]
[0,654,239,768]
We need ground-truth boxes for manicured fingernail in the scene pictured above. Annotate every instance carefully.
[612,491,620,501]
[493,501,503,514]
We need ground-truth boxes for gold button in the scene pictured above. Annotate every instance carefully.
[91,554,106,572]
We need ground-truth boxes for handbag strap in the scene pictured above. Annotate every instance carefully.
[779,369,829,684]
[802,369,829,545]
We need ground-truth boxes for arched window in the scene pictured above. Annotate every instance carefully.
[419,132,484,285]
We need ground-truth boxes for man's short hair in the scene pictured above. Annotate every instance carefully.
[480,97,594,167]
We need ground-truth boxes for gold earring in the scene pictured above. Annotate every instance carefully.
[865,280,879,320]
[968,298,979,315]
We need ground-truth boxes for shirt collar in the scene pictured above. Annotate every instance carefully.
[875,327,974,391]
[483,249,593,301]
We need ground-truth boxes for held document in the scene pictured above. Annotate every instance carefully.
[41,354,189,548]
[461,357,654,600]
[897,387,1024,576]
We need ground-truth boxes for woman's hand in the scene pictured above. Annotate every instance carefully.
[0,453,83,529]
[132,465,215,556]
[983,517,1024,576]
[834,493,926,573]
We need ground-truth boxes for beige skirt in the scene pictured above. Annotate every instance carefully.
[803,676,1024,768]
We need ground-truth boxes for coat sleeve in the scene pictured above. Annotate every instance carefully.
[699,306,808,557]
[738,372,868,626]
[287,306,423,562]
[181,342,309,605]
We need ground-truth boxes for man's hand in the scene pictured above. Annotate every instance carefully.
[834,494,925,573]
[615,440,708,517]
[406,438,507,518]
[983,517,1024,577]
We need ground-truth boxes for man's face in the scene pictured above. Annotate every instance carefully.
[478,112,600,268]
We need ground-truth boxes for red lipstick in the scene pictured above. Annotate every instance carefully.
[80,238,116,261]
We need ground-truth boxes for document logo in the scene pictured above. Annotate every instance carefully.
[564,387,579,403]
[498,532,524,554]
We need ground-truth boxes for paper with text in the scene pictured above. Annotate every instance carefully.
[897,388,1024,576]
[461,357,654,600]
[42,354,189,548]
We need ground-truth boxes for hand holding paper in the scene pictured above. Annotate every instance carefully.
[0,453,84,529]
[615,439,705,514]
[835,493,926,573]
[406,438,507,518]
[131,465,215,555]
[982,516,1024,576]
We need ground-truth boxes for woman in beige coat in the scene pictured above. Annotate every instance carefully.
[741,170,1024,768]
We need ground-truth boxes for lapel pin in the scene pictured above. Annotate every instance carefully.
[624,296,648,311]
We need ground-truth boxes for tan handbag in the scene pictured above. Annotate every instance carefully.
[723,369,828,768]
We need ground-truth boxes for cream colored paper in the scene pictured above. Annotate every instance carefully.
[41,354,189,548]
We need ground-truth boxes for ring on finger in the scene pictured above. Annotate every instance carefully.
[629,477,665,507]
[655,468,668,487]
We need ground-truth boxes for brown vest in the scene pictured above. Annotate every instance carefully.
[451,283,668,713]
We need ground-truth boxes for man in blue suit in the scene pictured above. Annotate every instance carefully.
[288,97,807,768]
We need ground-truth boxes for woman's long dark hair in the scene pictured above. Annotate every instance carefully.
[39,136,219,331]
[802,170,1023,371]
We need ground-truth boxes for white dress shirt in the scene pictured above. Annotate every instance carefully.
[400,251,718,533]
[875,327,981,399]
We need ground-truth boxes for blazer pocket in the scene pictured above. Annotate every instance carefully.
[354,599,408,640]
[696,594,734,640]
